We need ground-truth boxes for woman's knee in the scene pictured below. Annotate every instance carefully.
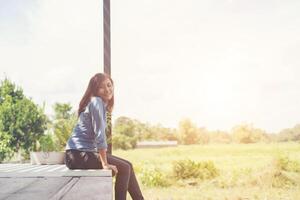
[125,160,133,169]
[108,155,133,174]
[118,157,133,169]
[117,161,132,174]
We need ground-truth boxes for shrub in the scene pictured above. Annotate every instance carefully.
[274,154,300,173]
[245,157,298,189]
[248,168,296,188]
[0,131,13,162]
[271,170,296,188]
[52,103,76,151]
[37,134,58,152]
[140,167,170,187]
[173,159,219,180]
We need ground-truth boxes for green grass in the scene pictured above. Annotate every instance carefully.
[114,142,300,200]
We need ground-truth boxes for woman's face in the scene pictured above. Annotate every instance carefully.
[98,78,114,103]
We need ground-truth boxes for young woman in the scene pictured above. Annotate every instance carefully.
[65,73,144,200]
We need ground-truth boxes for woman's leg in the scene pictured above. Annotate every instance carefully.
[111,155,144,200]
[107,154,144,200]
[65,150,144,199]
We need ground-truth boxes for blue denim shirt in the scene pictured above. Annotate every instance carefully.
[66,97,107,152]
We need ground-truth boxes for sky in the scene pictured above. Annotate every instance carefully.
[0,0,300,133]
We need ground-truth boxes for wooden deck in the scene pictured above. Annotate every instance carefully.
[0,164,112,200]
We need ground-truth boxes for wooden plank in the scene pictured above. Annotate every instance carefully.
[62,177,112,200]
[3,177,71,200]
[50,178,79,200]
[0,164,111,178]
[0,170,111,178]
[0,178,38,199]
[0,165,113,200]
[63,169,111,177]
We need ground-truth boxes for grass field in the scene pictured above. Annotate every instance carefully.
[114,142,300,200]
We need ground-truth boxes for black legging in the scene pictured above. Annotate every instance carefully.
[65,149,144,200]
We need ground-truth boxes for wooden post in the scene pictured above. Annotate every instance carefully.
[103,0,112,154]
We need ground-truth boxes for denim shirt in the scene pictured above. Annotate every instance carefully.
[66,97,107,152]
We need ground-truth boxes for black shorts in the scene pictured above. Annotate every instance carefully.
[65,149,102,169]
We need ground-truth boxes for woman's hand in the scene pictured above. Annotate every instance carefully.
[103,164,118,175]
[98,149,118,175]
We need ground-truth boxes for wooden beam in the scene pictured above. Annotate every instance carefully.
[103,0,111,75]
[103,0,112,154]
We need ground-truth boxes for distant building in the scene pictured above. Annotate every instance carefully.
[136,141,178,148]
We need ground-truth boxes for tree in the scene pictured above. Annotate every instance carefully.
[0,78,47,160]
[231,124,270,143]
[52,103,77,151]
[209,130,232,144]
[277,124,300,142]
[178,119,200,145]
[113,116,136,137]
[0,127,13,162]
[153,125,177,141]
[135,122,155,141]
[112,116,138,150]
[54,103,72,119]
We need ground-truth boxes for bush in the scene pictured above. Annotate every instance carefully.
[247,168,296,188]
[274,154,300,173]
[173,159,219,180]
[140,167,170,187]
[271,171,296,188]
[0,131,13,162]
[37,134,58,152]
[244,157,299,189]
[53,118,76,150]
[52,103,76,151]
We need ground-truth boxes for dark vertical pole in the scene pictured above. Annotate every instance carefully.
[103,0,111,75]
[103,0,112,154]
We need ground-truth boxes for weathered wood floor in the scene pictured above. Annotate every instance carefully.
[0,164,112,200]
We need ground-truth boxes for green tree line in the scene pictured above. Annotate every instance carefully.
[0,79,299,161]
[112,117,300,150]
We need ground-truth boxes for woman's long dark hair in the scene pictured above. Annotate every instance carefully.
[78,73,114,116]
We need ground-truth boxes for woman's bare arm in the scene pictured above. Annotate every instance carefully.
[99,149,118,174]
